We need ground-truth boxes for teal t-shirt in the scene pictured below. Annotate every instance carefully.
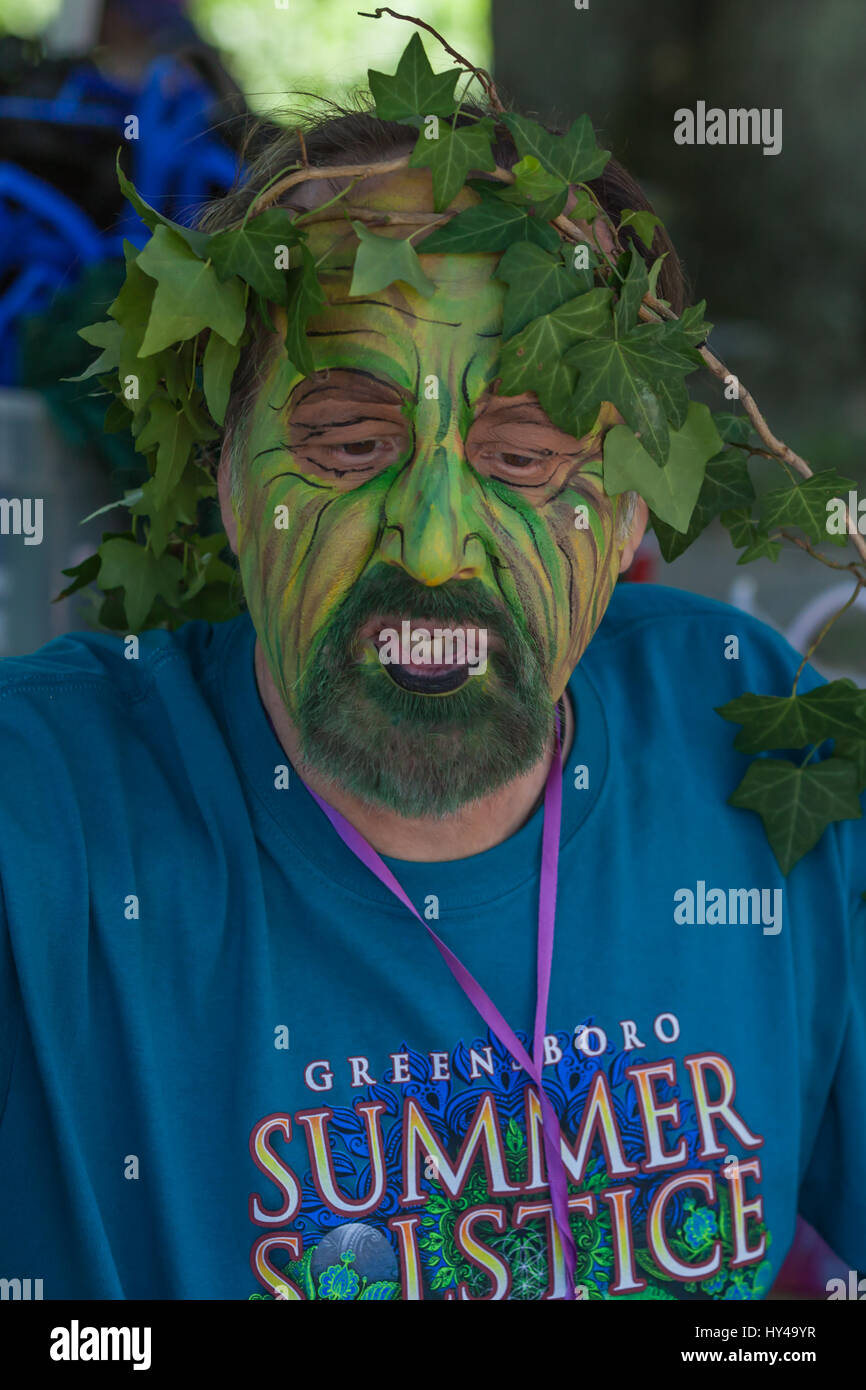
[0,582,863,1301]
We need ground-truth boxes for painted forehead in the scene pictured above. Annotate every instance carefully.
[284,167,509,398]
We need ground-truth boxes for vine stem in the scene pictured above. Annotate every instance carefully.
[792,576,865,693]
[357,6,506,113]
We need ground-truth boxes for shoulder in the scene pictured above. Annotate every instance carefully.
[0,615,248,761]
[587,581,817,696]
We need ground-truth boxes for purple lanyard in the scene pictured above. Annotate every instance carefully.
[302,710,579,1300]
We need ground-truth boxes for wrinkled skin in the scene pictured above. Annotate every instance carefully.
[220,170,645,814]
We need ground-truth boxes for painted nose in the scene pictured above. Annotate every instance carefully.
[379,442,487,585]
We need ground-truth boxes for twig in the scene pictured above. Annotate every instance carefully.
[780,530,866,576]
[358,6,505,112]
[792,576,864,693]
[297,128,309,167]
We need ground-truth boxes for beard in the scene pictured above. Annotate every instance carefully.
[293,563,553,817]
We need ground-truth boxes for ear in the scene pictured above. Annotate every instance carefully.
[618,496,648,573]
[217,431,239,555]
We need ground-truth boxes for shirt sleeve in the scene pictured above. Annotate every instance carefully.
[797,847,866,1271]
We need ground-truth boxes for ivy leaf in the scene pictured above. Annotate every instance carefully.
[737,532,782,564]
[647,253,668,298]
[498,287,614,427]
[96,536,183,631]
[619,208,664,251]
[728,758,862,875]
[757,469,856,546]
[208,209,301,302]
[716,681,866,753]
[652,447,755,561]
[603,403,722,532]
[503,113,610,185]
[494,242,594,339]
[713,412,753,445]
[833,739,866,793]
[568,318,704,466]
[420,198,560,254]
[511,154,569,206]
[720,506,754,548]
[203,331,241,426]
[653,372,690,431]
[134,396,196,508]
[349,221,435,299]
[615,251,649,335]
[137,226,246,355]
[70,320,122,380]
[368,32,460,122]
[409,117,497,211]
[678,300,713,346]
[283,243,326,375]
[116,152,211,257]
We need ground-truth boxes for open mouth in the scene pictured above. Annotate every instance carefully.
[356,614,494,696]
[384,661,471,693]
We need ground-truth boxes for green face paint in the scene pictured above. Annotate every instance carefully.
[233,184,630,814]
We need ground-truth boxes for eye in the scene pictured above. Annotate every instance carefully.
[499,450,546,469]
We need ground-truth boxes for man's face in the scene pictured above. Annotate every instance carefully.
[219,171,644,815]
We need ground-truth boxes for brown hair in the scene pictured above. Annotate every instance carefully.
[197,98,689,481]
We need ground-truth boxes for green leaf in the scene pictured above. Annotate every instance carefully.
[420,197,560,255]
[134,396,196,508]
[203,331,241,426]
[80,487,144,525]
[108,241,160,412]
[603,403,722,532]
[615,251,649,334]
[720,506,753,548]
[647,253,668,299]
[619,208,664,251]
[833,739,866,793]
[728,758,862,875]
[503,113,610,186]
[409,117,497,211]
[96,536,183,631]
[368,32,460,122]
[713,412,753,445]
[737,532,782,564]
[208,209,301,302]
[757,469,856,545]
[499,287,614,428]
[494,242,586,339]
[678,300,713,346]
[133,463,215,558]
[511,154,568,206]
[116,152,211,257]
[569,319,704,466]
[137,226,246,355]
[55,551,102,601]
[283,243,326,376]
[652,447,755,561]
[69,320,122,381]
[716,680,866,753]
[349,221,435,299]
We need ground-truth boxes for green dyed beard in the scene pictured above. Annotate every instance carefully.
[295,563,551,816]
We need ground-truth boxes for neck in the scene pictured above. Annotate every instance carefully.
[252,639,575,862]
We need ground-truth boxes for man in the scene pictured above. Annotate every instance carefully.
[0,107,863,1303]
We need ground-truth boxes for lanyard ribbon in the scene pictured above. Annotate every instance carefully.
[302,709,578,1300]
